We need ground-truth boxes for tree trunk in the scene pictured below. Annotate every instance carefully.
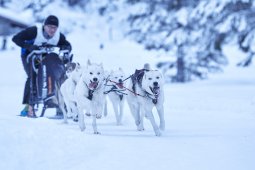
[1,37,7,50]
[176,44,185,82]
[67,0,80,6]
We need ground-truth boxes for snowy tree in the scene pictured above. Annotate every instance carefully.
[124,0,254,82]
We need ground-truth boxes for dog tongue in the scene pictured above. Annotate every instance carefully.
[116,83,124,89]
[89,82,98,89]
[152,86,160,95]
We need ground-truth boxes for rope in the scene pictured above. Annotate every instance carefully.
[107,79,146,97]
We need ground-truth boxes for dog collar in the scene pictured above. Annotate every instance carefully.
[83,81,95,100]
[144,90,159,104]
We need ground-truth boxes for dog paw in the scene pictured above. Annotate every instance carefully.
[80,127,85,132]
[96,114,102,119]
[117,122,122,126]
[73,115,78,122]
[135,120,140,126]
[160,123,165,131]
[137,126,144,131]
[154,128,162,136]
[85,113,91,117]
[79,124,86,131]
[94,131,101,135]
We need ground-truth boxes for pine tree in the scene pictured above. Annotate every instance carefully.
[124,0,254,82]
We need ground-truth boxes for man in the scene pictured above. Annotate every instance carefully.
[12,15,72,117]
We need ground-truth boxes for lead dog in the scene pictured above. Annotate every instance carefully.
[126,64,165,136]
[74,60,105,134]
[104,68,127,125]
[60,62,82,123]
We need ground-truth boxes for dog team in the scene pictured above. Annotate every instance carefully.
[59,60,165,136]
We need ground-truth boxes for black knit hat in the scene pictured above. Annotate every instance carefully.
[44,15,59,27]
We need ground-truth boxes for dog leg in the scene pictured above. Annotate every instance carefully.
[92,115,100,134]
[70,102,78,122]
[118,100,124,125]
[103,99,108,117]
[156,105,165,131]
[147,111,161,136]
[77,106,86,131]
[137,107,145,131]
[62,106,68,124]
[65,100,73,118]
[59,99,68,124]
[112,102,120,125]
[127,102,140,126]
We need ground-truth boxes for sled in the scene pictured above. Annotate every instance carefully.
[26,44,72,118]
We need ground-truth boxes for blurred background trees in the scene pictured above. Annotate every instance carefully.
[1,0,254,82]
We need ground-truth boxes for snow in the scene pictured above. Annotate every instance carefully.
[0,7,33,26]
[0,29,255,170]
[1,3,255,170]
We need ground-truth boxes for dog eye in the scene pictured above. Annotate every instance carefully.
[90,72,93,75]
[156,76,159,79]
[97,72,100,75]
[115,77,118,79]
[148,78,152,80]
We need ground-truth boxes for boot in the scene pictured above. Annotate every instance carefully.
[20,104,29,116]
[27,105,37,118]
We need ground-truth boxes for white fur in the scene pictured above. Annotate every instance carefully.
[105,68,126,125]
[60,63,82,123]
[74,60,105,134]
[126,67,165,136]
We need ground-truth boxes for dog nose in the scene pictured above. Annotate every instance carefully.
[153,82,158,86]
[118,79,123,83]
[93,77,98,82]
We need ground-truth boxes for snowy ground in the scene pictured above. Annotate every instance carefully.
[0,31,255,170]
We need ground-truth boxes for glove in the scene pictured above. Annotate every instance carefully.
[26,44,39,52]
[63,53,73,64]
[60,45,71,51]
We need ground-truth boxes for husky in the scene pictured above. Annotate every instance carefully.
[104,68,127,125]
[59,62,82,123]
[74,60,105,134]
[126,64,165,136]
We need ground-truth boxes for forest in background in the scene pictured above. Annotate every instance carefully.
[1,0,254,82]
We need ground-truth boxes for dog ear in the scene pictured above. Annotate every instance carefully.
[76,63,81,70]
[144,63,150,70]
[100,63,104,69]
[160,72,165,83]
[87,59,91,66]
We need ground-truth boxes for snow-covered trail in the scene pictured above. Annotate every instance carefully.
[0,40,255,170]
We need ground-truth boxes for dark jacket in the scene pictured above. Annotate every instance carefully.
[12,26,72,57]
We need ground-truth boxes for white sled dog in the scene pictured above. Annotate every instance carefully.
[105,68,127,125]
[126,64,165,136]
[74,60,105,134]
[60,62,82,123]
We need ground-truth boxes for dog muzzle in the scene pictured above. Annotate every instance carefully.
[116,82,124,89]
[89,81,99,90]
[150,86,160,96]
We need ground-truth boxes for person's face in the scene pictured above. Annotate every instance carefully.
[44,24,58,38]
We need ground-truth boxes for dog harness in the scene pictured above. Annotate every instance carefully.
[83,80,102,101]
[144,91,159,104]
